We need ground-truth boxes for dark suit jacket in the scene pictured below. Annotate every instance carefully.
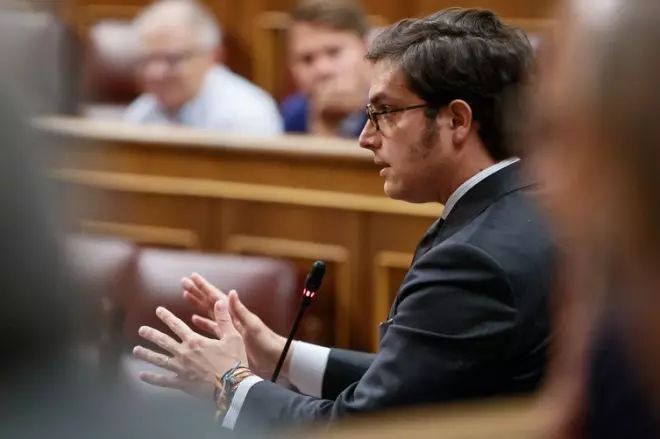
[234,162,555,434]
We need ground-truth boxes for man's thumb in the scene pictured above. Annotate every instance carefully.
[228,290,252,328]
[214,297,232,326]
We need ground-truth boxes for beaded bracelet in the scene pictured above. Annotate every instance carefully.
[214,362,254,424]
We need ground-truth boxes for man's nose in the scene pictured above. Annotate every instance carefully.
[142,60,169,81]
[358,120,380,151]
[313,56,338,82]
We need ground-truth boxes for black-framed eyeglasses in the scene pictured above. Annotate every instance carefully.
[366,103,428,131]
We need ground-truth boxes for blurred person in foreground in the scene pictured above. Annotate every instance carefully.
[0,88,219,439]
[521,0,660,437]
[133,7,557,435]
[281,0,371,137]
[124,0,283,135]
[0,5,80,115]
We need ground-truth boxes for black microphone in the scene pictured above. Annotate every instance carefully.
[271,260,326,382]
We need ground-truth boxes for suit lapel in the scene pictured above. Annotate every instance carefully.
[411,217,445,263]
[434,161,532,245]
[384,162,533,325]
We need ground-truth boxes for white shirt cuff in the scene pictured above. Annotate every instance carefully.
[221,374,263,430]
[288,341,331,398]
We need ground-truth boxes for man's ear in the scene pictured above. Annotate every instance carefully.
[447,99,473,145]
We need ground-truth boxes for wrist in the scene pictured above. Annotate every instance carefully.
[282,339,296,378]
[268,334,290,378]
[213,362,254,424]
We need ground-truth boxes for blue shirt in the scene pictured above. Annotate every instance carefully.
[124,65,283,136]
[280,92,367,137]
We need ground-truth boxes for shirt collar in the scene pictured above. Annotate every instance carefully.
[441,157,521,220]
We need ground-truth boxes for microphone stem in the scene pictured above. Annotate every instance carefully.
[271,297,311,382]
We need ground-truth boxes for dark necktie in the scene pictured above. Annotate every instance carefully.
[412,217,445,263]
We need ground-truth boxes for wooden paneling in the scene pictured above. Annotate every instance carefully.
[302,397,541,439]
[39,117,440,351]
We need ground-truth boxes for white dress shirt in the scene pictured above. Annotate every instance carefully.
[221,157,521,429]
[441,157,520,219]
[123,65,283,136]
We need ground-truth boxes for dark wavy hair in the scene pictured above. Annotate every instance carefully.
[367,8,533,161]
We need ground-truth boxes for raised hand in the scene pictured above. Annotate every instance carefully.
[133,299,248,398]
[181,273,226,320]
[181,275,292,379]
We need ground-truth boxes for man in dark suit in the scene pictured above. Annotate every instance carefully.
[133,7,555,435]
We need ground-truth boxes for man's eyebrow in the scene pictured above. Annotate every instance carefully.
[369,93,386,105]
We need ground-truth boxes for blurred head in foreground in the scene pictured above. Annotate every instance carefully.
[0,88,217,439]
[525,0,660,428]
[0,91,75,381]
[132,0,220,111]
[359,8,533,203]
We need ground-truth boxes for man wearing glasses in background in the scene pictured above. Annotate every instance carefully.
[124,0,282,135]
[133,7,557,435]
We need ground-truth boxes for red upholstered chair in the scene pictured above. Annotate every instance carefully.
[80,20,139,118]
[119,247,300,393]
[64,235,137,378]
[123,247,300,350]
[64,234,301,390]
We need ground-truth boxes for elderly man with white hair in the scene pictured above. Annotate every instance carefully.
[124,0,283,135]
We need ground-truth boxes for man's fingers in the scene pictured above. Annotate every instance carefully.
[182,277,215,310]
[214,296,232,324]
[213,295,241,341]
[191,314,219,336]
[155,307,193,342]
[138,325,180,354]
[228,311,245,336]
[183,289,210,313]
[191,273,225,302]
[182,277,207,301]
[133,345,182,373]
[139,372,186,390]
[228,291,260,332]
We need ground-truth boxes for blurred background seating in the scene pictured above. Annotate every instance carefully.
[80,19,137,119]
[64,234,300,385]
[59,0,555,109]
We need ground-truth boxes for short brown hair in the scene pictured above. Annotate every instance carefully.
[367,8,532,161]
[291,0,368,38]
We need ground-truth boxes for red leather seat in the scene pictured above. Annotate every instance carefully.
[65,235,136,335]
[124,247,299,350]
[82,20,139,106]
[64,235,137,376]
[64,235,301,384]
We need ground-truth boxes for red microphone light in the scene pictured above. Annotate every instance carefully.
[303,289,316,299]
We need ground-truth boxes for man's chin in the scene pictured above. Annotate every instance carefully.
[384,182,433,204]
[155,95,185,111]
[383,181,403,201]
